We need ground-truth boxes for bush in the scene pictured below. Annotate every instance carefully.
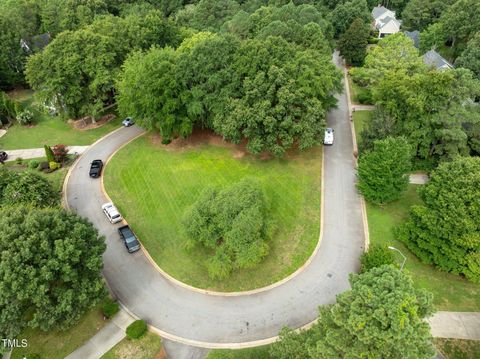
[368,37,380,44]
[16,109,35,125]
[52,144,68,163]
[44,145,55,163]
[49,161,61,170]
[102,298,120,319]
[2,171,57,207]
[126,320,147,339]
[357,90,372,104]
[28,160,39,170]
[15,157,23,165]
[360,245,396,273]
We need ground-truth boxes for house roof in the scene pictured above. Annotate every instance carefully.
[423,50,454,70]
[377,17,401,31]
[372,5,389,19]
[20,33,50,52]
[404,30,420,48]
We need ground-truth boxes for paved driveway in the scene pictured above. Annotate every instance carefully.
[65,52,365,347]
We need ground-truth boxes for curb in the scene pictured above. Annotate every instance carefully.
[100,134,326,297]
[343,62,370,250]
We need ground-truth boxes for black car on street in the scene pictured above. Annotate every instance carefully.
[89,159,103,178]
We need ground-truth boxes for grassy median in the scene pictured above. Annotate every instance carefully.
[105,134,321,291]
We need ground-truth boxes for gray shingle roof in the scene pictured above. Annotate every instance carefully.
[423,50,454,70]
[404,30,420,48]
[372,5,389,19]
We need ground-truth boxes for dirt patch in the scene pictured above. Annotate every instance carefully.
[69,113,116,131]
[154,347,167,359]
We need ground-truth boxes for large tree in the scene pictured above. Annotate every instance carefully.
[0,206,106,341]
[401,0,456,32]
[330,0,370,38]
[175,0,240,31]
[338,18,370,66]
[183,179,270,279]
[1,170,57,207]
[357,137,412,204]
[270,265,435,359]
[397,157,480,283]
[455,33,480,80]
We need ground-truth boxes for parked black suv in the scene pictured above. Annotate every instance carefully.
[118,225,141,253]
[89,159,103,178]
[0,151,7,164]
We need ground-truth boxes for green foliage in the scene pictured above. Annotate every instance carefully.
[102,298,120,319]
[118,32,341,156]
[52,144,68,163]
[183,178,270,279]
[397,157,480,283]
[1,170,57,207]
[270,266,435,359]
[455,33,480,80]
[360,245,396,273]
[49,161,61,171]
[44,145,55,163]
[15,157,23,165]
[28,159,39,170]
[331,0,370,38]
[357,137,412,204]
[175,0,240,31]
[0,206,106,340]
[0,91,21,125]
[338,18,370,66]
[16,109,35,125]
[402,0,456,31]
[126,320,147,339]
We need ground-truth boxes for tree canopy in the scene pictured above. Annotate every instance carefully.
[270,265,435,359]
[397,157,480,283]
[357,137,412,204]
[183,179,270,279]
[338,17,370,66]
[0,206,106,341]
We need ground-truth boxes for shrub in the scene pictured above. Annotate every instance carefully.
[360,245,396,273]
[368,37,380,44]
[126,320,147,339]
[52,144,68,163]
[102,298,120,319]
[15,157,23,165]
[28,160,39,170]
[357,90,372,104]
[2,171,57,207]
[49,161,61,170]
[44,145,55,163]
[16,109,35,125]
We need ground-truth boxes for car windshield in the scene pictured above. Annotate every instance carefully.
[112,214,120,219]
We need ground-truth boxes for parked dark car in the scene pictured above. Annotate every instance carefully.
[122,117,134,127]
[89,159,103,178]
[0,151,7,164]
[118,225,141,253]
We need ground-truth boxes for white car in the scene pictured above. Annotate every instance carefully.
[102,202,123,224]
[324,127,334,145]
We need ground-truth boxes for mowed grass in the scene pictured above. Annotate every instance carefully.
[352,110,373,147]
[434,338,480,359]
[367,185,480,311]
[11,303,106,359]
[101,332,163,359]
[105,135,321,291]
[207,346,273,359]
[0,89,122,150]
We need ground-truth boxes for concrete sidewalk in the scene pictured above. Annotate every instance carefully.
[409,173,429,184]
[352,105,376,111]
[428,312,480,340]
[65,309,135,359]
[4,146,89,161]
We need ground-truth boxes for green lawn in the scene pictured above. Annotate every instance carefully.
[1,89,122,150]
[207,346,273,359]
[435,339,480,359]
[101,332,163,359]
[11,303,107,359]
[367,185,480,311]
[105,135,321,291]
[352,110,373,147]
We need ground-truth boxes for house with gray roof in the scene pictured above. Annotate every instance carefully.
[404,30,420,48]
[423,50,454,70]
[371,5,400,38]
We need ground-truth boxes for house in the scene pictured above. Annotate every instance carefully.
[423,50,454,70]
[371,5,401,38]
[20,33,50,53]
[404,30,420,48]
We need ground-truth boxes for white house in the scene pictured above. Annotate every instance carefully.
[372,5,401,38]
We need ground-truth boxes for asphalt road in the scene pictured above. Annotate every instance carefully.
[65,52,365,346]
